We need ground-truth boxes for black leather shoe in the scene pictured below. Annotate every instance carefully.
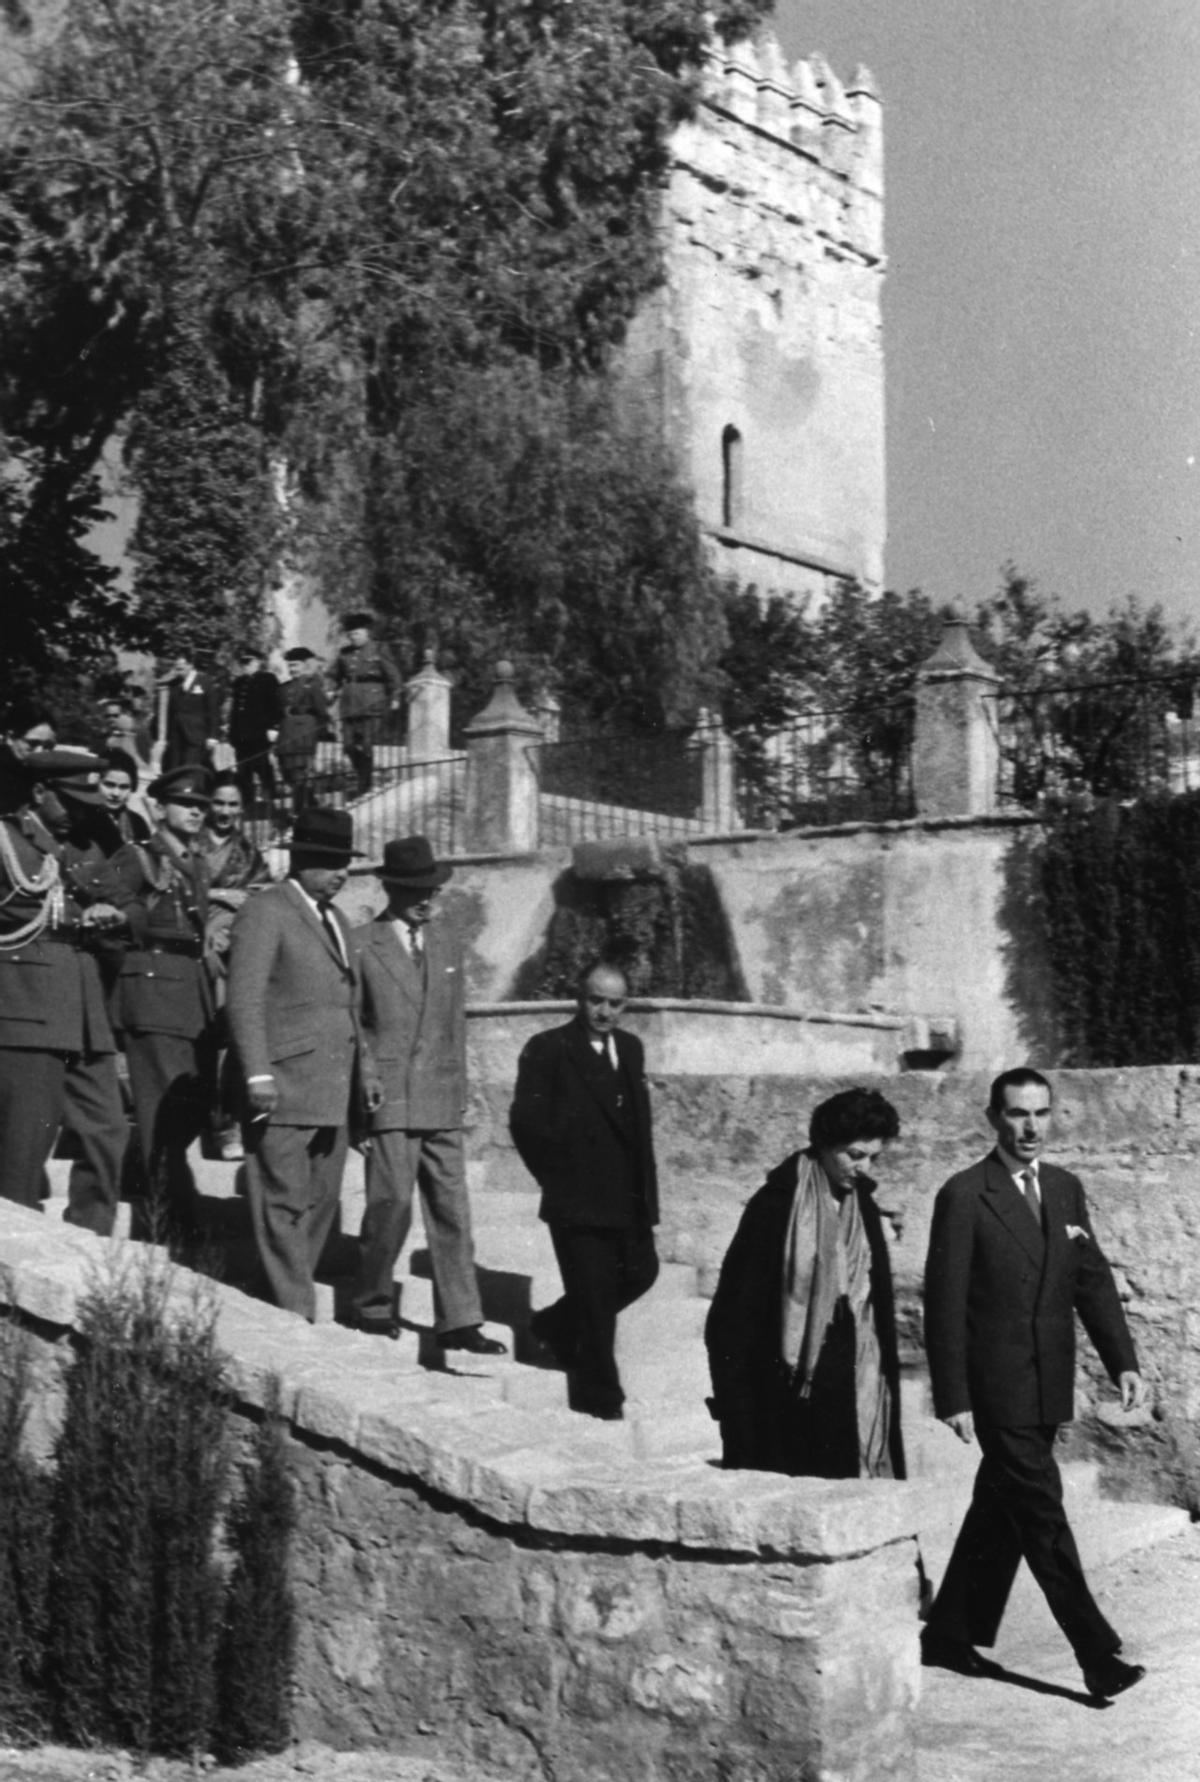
[343,1309,400,1339]
[1082,1654,1146,1700]
[439,1325,507,1355]
[920,1633,989,1677]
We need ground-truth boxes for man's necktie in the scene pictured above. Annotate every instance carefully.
[408,924,423,958]
[319,903,346,967]
[1019,1167,1042,1229]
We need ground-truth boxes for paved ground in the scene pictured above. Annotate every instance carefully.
[919,1521,1200,1782]
[3,1521,1196,1782]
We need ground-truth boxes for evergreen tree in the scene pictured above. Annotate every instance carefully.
[0,0,772,704]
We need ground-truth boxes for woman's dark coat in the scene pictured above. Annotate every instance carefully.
[704,1151,905,1478]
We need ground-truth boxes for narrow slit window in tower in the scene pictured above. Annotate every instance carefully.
[721,425,743,530]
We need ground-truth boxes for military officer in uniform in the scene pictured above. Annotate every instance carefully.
[0,747,129,1233]
[115,764,217,1242]
[331,612,402,796]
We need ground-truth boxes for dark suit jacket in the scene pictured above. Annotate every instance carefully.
[353,913,467,1132]
[510,1018,658,1228]
[229,670,284,749]
[164,675,221,767]
[924,1151,1137,1428]
[226,880,363,1128]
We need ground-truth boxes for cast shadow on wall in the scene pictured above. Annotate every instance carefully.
[997,825,1062,1064]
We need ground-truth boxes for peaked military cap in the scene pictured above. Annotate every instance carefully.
[24,747,108,805]
[147,765,213,806]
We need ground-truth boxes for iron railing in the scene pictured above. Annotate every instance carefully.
[993,673,1200,809]
[236,720,465,857]
[534,731,706,844]
[731,701,917,831]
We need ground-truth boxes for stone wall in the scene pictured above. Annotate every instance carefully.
[361,818,1049,1075]
[291,1451,917,1781]
[0,1201,921,1781]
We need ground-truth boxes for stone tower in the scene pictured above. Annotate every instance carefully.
[622,34,885,604]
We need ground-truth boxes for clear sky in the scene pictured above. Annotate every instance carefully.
[772,0,1200,634]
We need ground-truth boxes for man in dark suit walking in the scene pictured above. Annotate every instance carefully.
[227,807,378,1319]
[510,961,659,1420]
[227,647,283,806]
[161,652,221,773]
[921,1066,1147,1701]
[345,835,504,1355]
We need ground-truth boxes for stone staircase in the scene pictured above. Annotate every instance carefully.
[353,1164,1195,1573]
[46,1149,1192,1575]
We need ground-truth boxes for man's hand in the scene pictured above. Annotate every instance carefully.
[943,1410,975,1445]
[246,1076,278,1120]
[80,902,125,931]
[1119,1371,1147,1411]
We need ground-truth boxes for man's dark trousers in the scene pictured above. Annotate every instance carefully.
[542,1222,659,1417]
[925,1420,1118,1664]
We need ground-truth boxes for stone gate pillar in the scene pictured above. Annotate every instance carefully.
[693,707,737,830]
[462,661,543,853]
[912,614,1001,818]
[406,648,452,758]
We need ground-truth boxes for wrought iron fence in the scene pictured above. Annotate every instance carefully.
[731,700,917,831]
[237,720,466,858]
[534,731,706,844]
[993,673,1200,809]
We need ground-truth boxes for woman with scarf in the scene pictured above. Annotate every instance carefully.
[705,1087,905,1479]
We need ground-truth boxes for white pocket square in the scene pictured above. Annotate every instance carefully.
[1065,1225,1089,1242]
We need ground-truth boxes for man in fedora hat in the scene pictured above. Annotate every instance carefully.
[115,763,219,1242]
[0,747,130,1230]
[227,806,379,1319]
[332,612,401,797]
[345,835,504,1353]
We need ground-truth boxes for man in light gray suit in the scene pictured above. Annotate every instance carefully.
[345,836,503,1355]
[227,807,378,1319]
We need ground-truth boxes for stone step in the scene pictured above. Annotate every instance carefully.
[629,1407,721,1461]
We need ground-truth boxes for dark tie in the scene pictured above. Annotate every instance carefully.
[1019,1168,1042,1229]
[319,903,345,967]
[407,923,423,958]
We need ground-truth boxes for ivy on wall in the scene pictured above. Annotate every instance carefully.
[1038,792,1200,1066]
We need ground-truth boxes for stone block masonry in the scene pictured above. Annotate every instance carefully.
[0,1199,921,1781]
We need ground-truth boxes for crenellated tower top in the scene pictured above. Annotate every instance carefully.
[694,31,883,250]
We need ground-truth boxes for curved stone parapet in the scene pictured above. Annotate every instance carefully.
[0,1198,922,1779]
